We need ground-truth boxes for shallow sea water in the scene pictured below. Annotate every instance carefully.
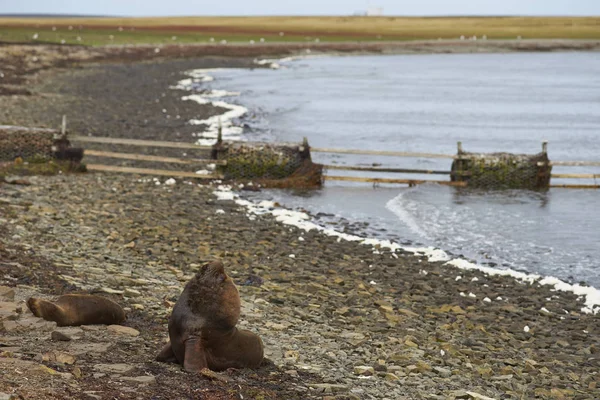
[195,52,600,287]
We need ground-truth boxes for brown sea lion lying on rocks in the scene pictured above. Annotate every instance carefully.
[156,260,264,372]
[27,294,126,326]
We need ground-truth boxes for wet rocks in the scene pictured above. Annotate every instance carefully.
[2,170,599,400]
[106,325,140,337]
[1,55,599,399]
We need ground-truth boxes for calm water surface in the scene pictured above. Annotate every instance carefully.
[200,52,600,286]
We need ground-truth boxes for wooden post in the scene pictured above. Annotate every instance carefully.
[217,118,223,144]
[61,115,67,136]
[457,141,463,154]
[302,136,309,151]
[542,141,548,154]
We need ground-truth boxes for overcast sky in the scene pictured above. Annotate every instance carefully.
[1,0,599,17]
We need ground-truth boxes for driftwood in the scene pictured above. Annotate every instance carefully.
[311,146,455,159]
[84,149,226,166]
[86,164,222,180]
[324,175,467,187]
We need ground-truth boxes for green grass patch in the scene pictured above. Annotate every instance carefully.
[1,16,599,46]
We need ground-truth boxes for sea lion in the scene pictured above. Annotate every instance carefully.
[156,260,264,372]
[27,294,126,326]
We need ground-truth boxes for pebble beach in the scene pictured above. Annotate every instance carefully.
[1,43,599,399]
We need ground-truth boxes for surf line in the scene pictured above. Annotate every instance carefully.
[173,60,600,315]
[172,56,304,147]
[212,184,600,315]
[171,68,246,147]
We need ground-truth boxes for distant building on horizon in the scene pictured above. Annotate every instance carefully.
[366,7,383,16]
[353,7,384,16]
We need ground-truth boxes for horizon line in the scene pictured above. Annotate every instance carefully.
[1,13,599,19]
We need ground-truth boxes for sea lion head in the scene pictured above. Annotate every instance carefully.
[188,260,241,329]
[199,260,228,284]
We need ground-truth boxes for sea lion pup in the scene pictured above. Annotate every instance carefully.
[156,260,264,372]
[27,294,126,327]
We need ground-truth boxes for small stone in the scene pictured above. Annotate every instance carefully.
[43,351,76,365]
[432,304,466,314]
[93,363,136,374]
[415,361,432,373]
[464,392,496,400]
[39,365,72,379]
[51,331,73,341]
[107,325,140,337]
[284,350,299,361]
[433,366,452,378]
[384,372,400,381]
[373,361,387,372]
[72,366,82,379]
[0,287,15,301]
[397,308,419,317]
[308,384,348,394]
[199,368,228,382]
[80,325,101,331]
[1,320,18,332]
[285,369,299,377]
[124,288,141,297]
[353,365,375,376]
[100,288,124,295]
[120,375,156,384]
[406,365,418,374]
[0,393,20,400]
[264,322,287,331]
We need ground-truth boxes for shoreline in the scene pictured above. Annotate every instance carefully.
[215,185,600,315]
[2,39,600,93]
[175,55,600,315]
[1,45,600,399]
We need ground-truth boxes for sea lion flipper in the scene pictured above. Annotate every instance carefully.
[156,341,178,363]
[27,297,69,326]
[183,337,208,372]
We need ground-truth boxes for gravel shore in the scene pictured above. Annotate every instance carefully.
[1,44,599,400]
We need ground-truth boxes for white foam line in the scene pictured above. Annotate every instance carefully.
[170,69,223,90]
[173,68,248,146]
[254,56,297,70]
[385,190,430,240]
[253,54,326,70]
[212,186,600,315]
[203,89,241,98]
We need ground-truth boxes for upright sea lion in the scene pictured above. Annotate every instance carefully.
[156,260,264,372]
[27,294,126,326]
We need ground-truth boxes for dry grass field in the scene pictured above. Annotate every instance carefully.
[0,16,599,46]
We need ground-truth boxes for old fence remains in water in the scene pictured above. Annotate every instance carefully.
[1,124,598,190]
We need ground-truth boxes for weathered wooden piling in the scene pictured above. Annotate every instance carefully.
[212,137,322,187]
[0,125,59,162]
[0,124,84,163]
[451,141,552,190]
